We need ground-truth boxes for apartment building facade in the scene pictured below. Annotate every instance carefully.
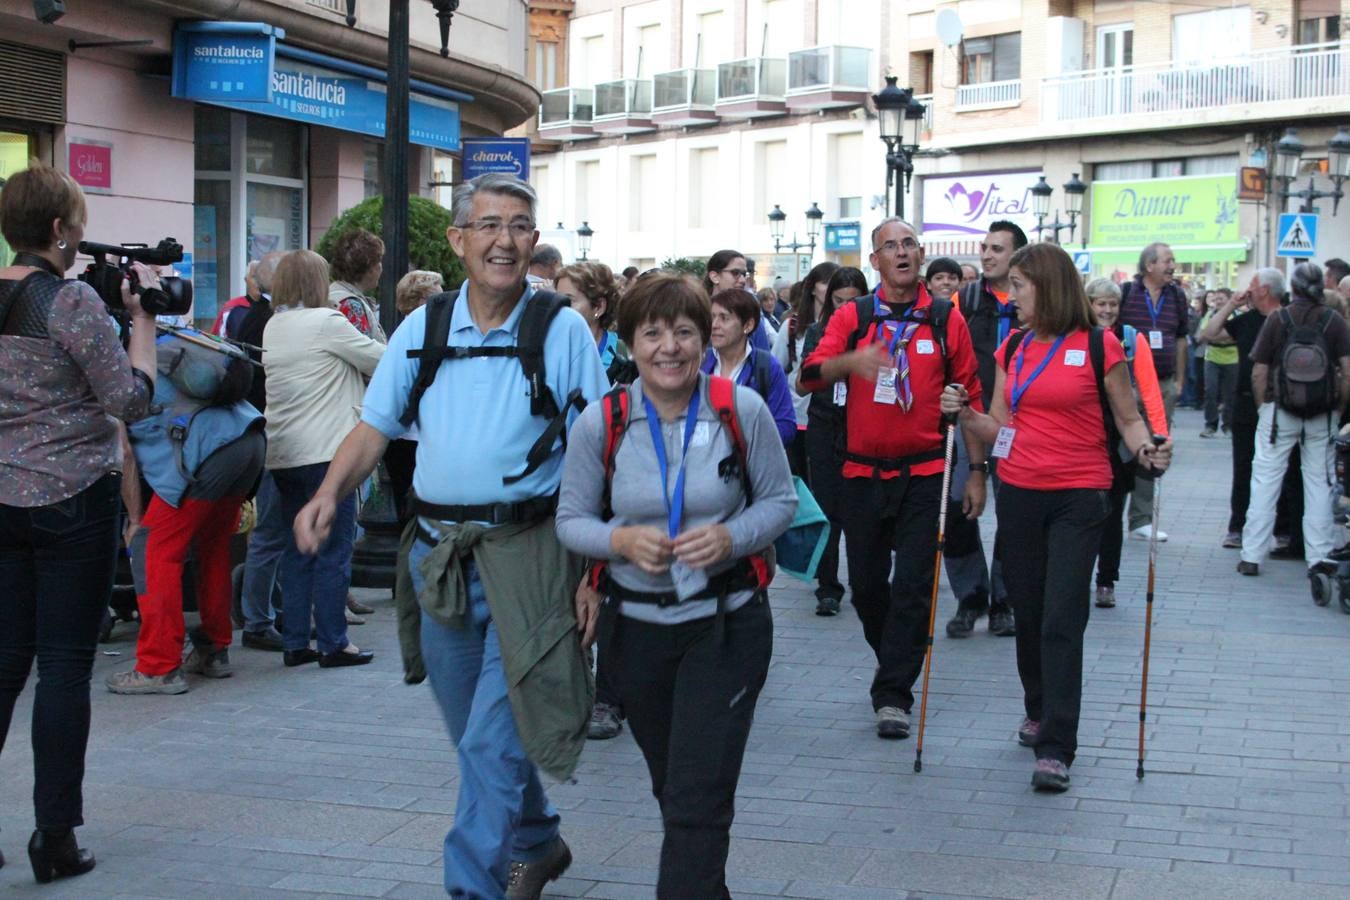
[529,0,1350,286]
[0,0,537,331]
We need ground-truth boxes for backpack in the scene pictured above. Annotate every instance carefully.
[401,288,586,485]
[833,293,953,473]
[1275,307,1338,418]
[1002,326,1125,481]
[233,295,273,412]
[587,375,772,599]
[156,325,254,406]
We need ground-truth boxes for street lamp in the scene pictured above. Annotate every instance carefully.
[872,75,925,219]
[1275,126,1350,214]
[1031,172,1086,245]
[576,221,594,260]
[767,202,823,279]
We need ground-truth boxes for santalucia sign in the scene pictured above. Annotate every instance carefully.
[1089,174,1239,247]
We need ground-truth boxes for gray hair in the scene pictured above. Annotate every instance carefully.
[1255,266,1286,298]
[870,216,919,249]
[1289,262,1325,304]
[1084,277,1121,301]
[530,243,562,268]
[1136,242,1170,277]
[449,173,538,227]
[254,250,284,294]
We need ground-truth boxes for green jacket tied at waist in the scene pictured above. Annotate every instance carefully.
[394,515,593,782]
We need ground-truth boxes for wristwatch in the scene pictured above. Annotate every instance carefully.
[968,462,989,473]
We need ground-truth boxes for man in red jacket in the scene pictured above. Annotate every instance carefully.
[799,217,985,739]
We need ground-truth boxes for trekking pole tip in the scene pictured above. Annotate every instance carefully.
[913,757,922,773]
[1136,763,1145,780]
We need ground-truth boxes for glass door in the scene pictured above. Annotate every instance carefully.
[1095,24,1134,116]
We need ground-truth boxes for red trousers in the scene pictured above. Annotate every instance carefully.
[134,495,242,676]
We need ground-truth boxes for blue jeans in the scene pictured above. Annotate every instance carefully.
[240,471,284,632]
[410,539,560,898]
[272,463,355,654]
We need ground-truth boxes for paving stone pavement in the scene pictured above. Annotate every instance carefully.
[2,408,1348,899]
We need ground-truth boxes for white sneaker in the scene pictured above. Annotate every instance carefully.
[1130,525,1168,542]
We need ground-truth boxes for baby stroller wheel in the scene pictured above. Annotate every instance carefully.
[1340,576,1350,614]
[1310,569,1334,607]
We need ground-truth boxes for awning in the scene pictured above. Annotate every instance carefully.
[1084,243,1249,266]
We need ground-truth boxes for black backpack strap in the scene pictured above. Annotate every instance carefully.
[516,289,571,419]
[1089,326,1127,480]
[750,347,774,400]
[929,296,953,386]
[502,387,586,485]
[400,291,457,429]
[957,281,981,318]
[1001,327,1028,369]
[846,295,875,351]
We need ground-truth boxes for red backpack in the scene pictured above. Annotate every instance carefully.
[587,376,772,596]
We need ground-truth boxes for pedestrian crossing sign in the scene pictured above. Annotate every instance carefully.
[1276,213,1318,258]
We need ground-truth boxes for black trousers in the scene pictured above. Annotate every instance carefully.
[1229,421,1303,544]
[803,420,845,601]
[997,484,1110,766]
[602,597,772,899]
[1095,462,1137,588]
[839,472,941,712]
[0,473,121,831]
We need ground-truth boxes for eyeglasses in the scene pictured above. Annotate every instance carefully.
[718,268,748,278]
[876,238,920,253]
[459,218,536,238]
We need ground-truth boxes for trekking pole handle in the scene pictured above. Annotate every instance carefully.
[943,383,965,425]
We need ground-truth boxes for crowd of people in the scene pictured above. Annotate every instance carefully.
[0,161,1345,897]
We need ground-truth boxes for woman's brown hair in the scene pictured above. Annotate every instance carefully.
[273,250,331,310]
[0,161,86,251]
[1008,242,1094,336]
[556,260,621,330]
[709,288,761,331]
[329,228,385,284]
[617,272,711,346]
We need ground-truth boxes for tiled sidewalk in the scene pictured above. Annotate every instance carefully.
[2,408,1347,898]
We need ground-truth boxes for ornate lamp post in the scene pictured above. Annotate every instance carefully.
[576,221,594,260]
[872,76,925,220]
[1276,126,1350,215]
[767,202,823,280]
[1030,172,1086,245]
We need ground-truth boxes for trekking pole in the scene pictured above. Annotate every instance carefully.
[1137,434,1167,781]
[914,389,961,774]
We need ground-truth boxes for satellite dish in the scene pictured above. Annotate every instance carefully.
[935,9,964,48]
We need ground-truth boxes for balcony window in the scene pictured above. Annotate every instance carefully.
[539,88,593,126]
[1298,0,1342,43]
[787,46,871,92]
[654,69,716,108]
[595,79,653,118]
[962,32,1020,84]
[717,57,786,102]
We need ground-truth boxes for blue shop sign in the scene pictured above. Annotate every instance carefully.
[825,222,861,252]
[172,22,281,103]
[173,25,461,152]
[462,138,531,179]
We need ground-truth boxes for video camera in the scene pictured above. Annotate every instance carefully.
[77,238,193,317]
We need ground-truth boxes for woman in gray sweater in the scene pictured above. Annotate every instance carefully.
[556,273,795,898]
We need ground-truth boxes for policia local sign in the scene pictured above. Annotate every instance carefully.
[171,22,461,152]
[1087,173,1243,265]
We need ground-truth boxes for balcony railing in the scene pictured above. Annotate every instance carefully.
[787,45,871,93]
[539,87,593,126]
[1041,40,1350,122]
[716,56,787,102]
[654,68,717,109]
[955,78,1022,109]
[594,79,653,118]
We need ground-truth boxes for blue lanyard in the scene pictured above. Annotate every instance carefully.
[1010,332,1067,416]
[1143,286,1165,329]
[597,331,610,357]
[998,302,1013,344]
[643,389,701,539]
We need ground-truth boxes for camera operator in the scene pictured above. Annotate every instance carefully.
[0,162,158,883]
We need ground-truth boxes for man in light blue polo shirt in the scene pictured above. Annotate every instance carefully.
[293,173,606,899]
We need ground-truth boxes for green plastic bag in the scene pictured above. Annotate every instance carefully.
[773,476,829,581]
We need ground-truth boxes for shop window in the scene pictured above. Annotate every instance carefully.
[1153,159,1184,178]
[246,117,304,178]
[1094,159,1151,181]
[1184,154,1240,175]
[962,33,1021,84]
[0,129,36,263]
[194,106,231,172]
[363,140,383,199]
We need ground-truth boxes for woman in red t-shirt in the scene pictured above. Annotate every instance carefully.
[940,243,1173,793]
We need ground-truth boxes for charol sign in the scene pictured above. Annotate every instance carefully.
[919,171,1042,239]
[462,138,531,179]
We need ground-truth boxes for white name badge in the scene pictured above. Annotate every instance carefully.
[874,367,898,405]
[1064,349,1086,367]
[915,339,935,355]
[833,381,848,406]
[991,426,1017,459]
[670,559,710,602]
[1149,330,1164,350]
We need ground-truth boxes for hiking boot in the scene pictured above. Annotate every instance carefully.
[1221,532,1242,549]
[815,595,841,616]
[1199,427,1218,438]
[183,646,233,679]
[946,607,980,638]
[1094,585,1116,608]
[1237,561,1260,576]
[505,836,572,900]
[587,702,623,740]
[241,626,285,651]
[1017,718,1040,747]
[988,604,1016,637]
[876,706,910,740]
[1031,758,1070,792]
[105,667,189,695]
